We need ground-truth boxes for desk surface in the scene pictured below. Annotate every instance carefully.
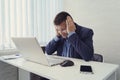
[0,55,119,80]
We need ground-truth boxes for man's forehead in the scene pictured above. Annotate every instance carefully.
[56,22,66,28]
[56,25,66,29]
[60,21,66,25]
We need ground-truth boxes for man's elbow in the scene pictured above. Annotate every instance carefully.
[84,56,92,61]
[45,47,51,55]
[45,47,54,55]
[83,51,94,61]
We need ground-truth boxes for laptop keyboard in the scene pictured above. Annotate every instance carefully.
[46,56,65,66]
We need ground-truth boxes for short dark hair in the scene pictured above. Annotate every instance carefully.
[54,11,72,25]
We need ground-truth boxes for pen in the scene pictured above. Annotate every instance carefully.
[4,58,17,60]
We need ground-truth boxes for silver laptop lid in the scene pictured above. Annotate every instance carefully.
[12,37,50,66]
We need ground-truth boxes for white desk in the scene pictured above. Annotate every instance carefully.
[0,55,119,80]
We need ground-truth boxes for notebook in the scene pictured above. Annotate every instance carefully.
[12,37,65,66]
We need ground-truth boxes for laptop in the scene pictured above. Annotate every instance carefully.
[12,37,65,66]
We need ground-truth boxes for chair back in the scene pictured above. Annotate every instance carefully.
[41,46,45,53]
[91,53,103,62]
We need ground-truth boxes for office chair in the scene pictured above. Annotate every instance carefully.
[91,53,103,62]
[41,46,46,53]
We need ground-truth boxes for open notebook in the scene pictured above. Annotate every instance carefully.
[12,37,65,66]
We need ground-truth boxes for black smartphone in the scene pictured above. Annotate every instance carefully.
[80,65,93,74]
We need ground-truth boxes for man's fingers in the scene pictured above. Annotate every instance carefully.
[67,16,72,22]
[66,19,69,27]
[67,16,74,25]
[66,16,71,27]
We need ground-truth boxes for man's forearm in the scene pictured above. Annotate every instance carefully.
[45,37,60,55]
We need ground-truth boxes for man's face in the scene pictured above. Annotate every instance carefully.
[56,21,68,38]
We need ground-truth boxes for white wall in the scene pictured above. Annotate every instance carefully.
[63,0,120,79]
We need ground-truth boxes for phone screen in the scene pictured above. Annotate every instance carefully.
[80,65,93,74]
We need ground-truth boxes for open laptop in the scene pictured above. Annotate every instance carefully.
[12,37,65,66]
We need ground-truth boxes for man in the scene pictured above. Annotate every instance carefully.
[31,11,94,80]
[46,11,94,61]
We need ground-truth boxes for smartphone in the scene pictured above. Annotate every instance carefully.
[80,65,93,74]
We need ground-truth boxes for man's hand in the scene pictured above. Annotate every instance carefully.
[55,27,61,37]
[66,16,76,33]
